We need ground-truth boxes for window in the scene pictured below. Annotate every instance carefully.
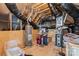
[12,15,22,30]
[0,13,23,31]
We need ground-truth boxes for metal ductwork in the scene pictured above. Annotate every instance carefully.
[5,3,39,29]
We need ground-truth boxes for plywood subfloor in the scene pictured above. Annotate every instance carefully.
[23,41,66,56]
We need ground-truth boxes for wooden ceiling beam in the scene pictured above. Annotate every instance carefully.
[38,8,50,13]
[32,3,44,8]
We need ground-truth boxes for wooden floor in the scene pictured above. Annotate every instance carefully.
[24,31,65,56]
[24,41,66,56]
[23,30,66,56]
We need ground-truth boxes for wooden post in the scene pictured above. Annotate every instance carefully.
[9,13,12,31]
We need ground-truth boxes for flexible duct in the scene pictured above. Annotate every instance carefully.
[61,3,79,19]
[48,3,79,33]
[5,3,39,29]
[61,3,79,33]
[49,3,79,20]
